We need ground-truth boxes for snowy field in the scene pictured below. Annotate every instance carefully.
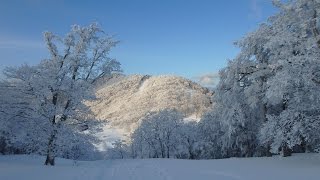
[1,154,320,180]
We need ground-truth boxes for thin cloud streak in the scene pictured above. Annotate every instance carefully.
[249,0,263,20]
[0,36,44,49]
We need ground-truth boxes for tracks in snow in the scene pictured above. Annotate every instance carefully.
[94,160,172,180]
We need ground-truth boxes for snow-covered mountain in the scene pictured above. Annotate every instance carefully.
[89,74,213,135]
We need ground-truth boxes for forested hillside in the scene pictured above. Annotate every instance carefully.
[89,74,212,133]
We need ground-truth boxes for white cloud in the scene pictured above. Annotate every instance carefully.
[193,72,220,88]
[249,0,263,20]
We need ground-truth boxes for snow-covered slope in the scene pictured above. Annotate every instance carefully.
[89,75,213,134]
[1,153,320,180]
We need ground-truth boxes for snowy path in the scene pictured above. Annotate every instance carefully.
[1,154,320,180]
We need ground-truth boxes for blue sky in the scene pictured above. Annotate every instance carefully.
[0,0,277,85]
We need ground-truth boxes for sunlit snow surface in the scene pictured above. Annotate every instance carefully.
[1,153,320,180]
[94,123,125,151]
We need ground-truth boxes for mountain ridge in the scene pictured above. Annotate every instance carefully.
[89,74,213,140]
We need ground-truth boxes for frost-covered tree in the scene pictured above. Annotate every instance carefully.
[176,121,201,159]
[200,0,320,157]
[107,140,131,159]
[203,58,264,157]
[2,23,121,165]
[256,0,320,156]
[131,109,183,158]
[0,77,102,160]
[198,106,227,159]
[0,76,45,154]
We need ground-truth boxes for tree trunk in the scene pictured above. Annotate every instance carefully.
[45,115,57,166]
[187,139,195,159]
[281,144,292,157]
[189,147,195,159]
[45,92,58,166]
[311,7,320,48]
[266,145,272,157]
[161,146,165,158]
[45,131,56,166]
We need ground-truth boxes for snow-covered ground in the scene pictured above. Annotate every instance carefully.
[1,153,320,180]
